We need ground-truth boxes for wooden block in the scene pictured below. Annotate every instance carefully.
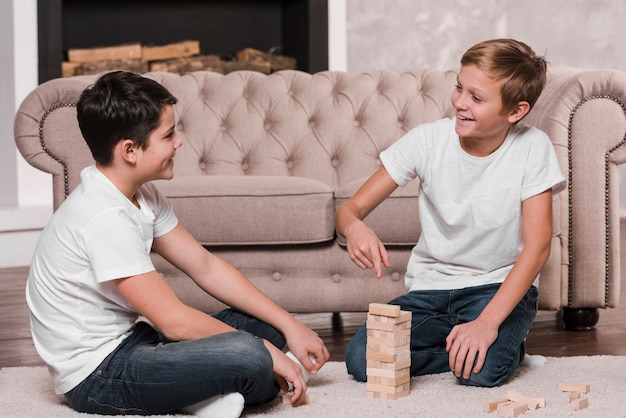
[570,397,589,410]
[68,43,142,63]
[369,303,401,317]
[368,373,410,387]
[366,367,409,379]
[367,334,411,347]
[141,40,200,62]
[367,387,410,400]
[367,310,411,325]
[505,389,542,410]
[366,343,410,355]
[558,382,590,393]
[281,393,313,405]
[366,349,411,363]
[366,318,411,332]
[483,399,510,413]
[367,358,411,370]
[569,391,581,402]
[366,381,410,395]
[498,401,528,417]
[367,327,411,339]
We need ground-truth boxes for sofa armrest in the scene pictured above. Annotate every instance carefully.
[14,76,97,210]
[527,66,626,309]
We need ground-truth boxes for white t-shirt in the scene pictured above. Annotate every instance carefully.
[380,117,566,292]
[26,166,178,394]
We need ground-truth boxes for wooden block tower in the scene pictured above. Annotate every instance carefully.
[365,303,411,399]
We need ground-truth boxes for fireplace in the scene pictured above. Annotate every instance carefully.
[37,0,328,83]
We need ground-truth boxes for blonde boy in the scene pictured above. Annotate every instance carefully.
[337,39,565,387]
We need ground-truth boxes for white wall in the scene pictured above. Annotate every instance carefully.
[1,0,52,268]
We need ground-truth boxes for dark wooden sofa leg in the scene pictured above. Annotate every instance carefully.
[561,308,599,331]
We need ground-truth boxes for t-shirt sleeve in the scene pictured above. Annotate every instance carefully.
[521,130,566,201]
[142,182,178,238]
[380,127,426,187]
[83,184,178,283]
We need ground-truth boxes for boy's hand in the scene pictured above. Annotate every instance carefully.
[344,220,390,279]
[283,321,330,378]
[264,342,308,406]
[445,319,498,380]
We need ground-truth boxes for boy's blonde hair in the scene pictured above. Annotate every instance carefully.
[461,39,547,113]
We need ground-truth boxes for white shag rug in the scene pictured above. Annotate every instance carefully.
[1,356,623,417]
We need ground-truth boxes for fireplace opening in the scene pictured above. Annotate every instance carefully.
[37,0,328,83]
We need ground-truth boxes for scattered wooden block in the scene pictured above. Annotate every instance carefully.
[483,399,511,413]
[141,40,200,62]
[281,393,313,405]
[570,397,589,410]
[498,401,528,417]
[569,390,581,402]
[68,43,142,63]
[558,382,590,393]
[505,389,543,410]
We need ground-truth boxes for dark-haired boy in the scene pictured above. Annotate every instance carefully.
[27,71,329,417]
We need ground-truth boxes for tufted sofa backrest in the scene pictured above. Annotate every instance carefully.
[15,69,457,209]
[152,69,457,190]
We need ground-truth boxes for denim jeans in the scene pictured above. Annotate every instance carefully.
[65,309,285,415]
[345,283,538,387]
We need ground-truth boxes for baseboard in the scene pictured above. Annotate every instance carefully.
[0,205,51,268]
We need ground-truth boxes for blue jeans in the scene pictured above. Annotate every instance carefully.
[65,309,285,415]
[345,283,538,387]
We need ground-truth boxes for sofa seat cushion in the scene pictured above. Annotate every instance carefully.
[153,175,335,245]
[335,177,422,246]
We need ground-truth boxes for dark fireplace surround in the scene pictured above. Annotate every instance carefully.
[38,0,328,84]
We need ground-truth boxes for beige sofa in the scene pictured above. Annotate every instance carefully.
[14,67,626,330]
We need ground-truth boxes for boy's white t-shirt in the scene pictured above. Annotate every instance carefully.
[380,117,565,292]
[26,166,178,394]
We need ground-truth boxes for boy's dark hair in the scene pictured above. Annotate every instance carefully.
[461,39,547,113]
[77,71,178,166]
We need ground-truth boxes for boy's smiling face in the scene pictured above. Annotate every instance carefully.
[451,64,517,156]
[135,104,182,181]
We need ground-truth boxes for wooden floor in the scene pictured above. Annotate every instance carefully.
[2,223,626,368]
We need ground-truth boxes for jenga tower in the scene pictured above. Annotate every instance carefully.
[365,303,411,399]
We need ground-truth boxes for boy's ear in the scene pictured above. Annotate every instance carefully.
[507,101,531,124]
[120,139,137,164]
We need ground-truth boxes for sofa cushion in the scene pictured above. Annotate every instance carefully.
[334,177,421,246]
[153,175,335,245]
